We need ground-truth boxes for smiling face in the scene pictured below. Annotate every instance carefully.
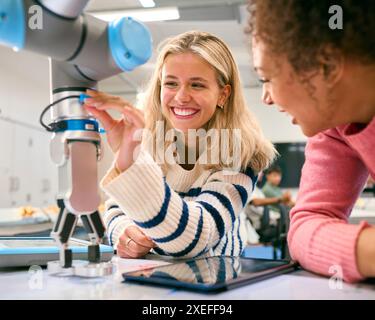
[252,38,341,137]
[160,52,230,133]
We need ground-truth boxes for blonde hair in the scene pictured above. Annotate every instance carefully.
[138,30,276,173]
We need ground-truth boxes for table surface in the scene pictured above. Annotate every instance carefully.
[1,206,374,300]
[0,256,374,300]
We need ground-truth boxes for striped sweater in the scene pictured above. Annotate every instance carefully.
[100,149,256,259]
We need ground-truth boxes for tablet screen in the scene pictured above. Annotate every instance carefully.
[123,256,298,292]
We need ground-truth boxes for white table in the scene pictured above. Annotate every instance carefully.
[350,203,375,224]
[0,256,374,300]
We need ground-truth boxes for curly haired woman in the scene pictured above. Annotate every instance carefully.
[247,0,375,282]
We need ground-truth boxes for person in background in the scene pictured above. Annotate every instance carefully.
[245,171,290,230]
[261,166,295,212]
[247,0,375,282]
[244,171,291,245]
[84,31,276,259]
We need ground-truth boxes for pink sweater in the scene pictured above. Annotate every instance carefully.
[288,116,375,283]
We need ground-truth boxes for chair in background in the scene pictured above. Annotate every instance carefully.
[253,204,290,260]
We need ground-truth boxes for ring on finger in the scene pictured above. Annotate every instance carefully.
[126,238,133,247]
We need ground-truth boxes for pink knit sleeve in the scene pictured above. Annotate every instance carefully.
[288,129,370,283]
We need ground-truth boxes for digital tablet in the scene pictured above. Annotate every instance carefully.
[122,256,299,293]
[0,237,114,268]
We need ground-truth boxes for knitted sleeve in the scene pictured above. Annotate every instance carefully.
[102,198,137,248]
[288,129,370,283]
[100,149,256,258]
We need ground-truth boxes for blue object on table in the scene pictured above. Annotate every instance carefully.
[0,237,114,267]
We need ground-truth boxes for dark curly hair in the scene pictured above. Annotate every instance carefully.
[246,0,375,74]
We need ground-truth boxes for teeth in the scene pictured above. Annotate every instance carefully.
[173,108,198,116]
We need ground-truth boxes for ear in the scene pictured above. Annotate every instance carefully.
[218,84,232,106]
[317,45,345,88]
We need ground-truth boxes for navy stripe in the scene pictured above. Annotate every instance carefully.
[233,267,238,279]
[109,230,114,246]
[193,245,209,258]
[152,271,179,282]
[221,235,228,255]
[196,200,225,239]
[107,214,125,246]
[213,238,221,251]
[153,208,204,257]
[208,179,220,183]
[169,208,204,257]
[153,247,167,255]
[178,187,201,198]
[243,167,256,183]
[200,190,235,223]
[187,260,204,283]
[237,219,243,254]
[216,257,227,283]
[153,200,189,243]
[107,213,125,229]
[231,257,238,278]
[135,182,171,229]
[242,167,258,191]
[107,204,120,211]
[233,184,248,207]
[230,224,234,256]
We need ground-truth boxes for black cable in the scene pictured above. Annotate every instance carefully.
[39,95,80,132]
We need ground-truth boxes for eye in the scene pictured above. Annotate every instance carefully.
[191,82,205,88]
[258,78,270,84]
[163,81,178,88]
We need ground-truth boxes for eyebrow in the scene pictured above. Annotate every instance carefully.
[164,75,209,82]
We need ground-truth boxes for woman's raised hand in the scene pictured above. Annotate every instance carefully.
[83,89,145,172]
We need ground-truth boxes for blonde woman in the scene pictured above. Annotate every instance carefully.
[84,31,275,259]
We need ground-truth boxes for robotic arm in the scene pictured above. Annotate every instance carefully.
[0,0,152,275]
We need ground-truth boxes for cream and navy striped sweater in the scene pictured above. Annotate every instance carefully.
[100,149,256,258]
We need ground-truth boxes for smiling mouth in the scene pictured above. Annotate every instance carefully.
[171,107,200,119]
[278,108,297,123]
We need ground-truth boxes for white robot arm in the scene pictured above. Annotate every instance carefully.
[0,0,152,273]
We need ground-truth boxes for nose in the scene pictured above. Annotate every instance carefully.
[175,86,191,104]
[262,87,274,105]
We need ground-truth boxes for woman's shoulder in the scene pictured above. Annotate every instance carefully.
[205,166,257,186]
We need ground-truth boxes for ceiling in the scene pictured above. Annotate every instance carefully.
[84,0,260,95]
[86,0,247,13]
